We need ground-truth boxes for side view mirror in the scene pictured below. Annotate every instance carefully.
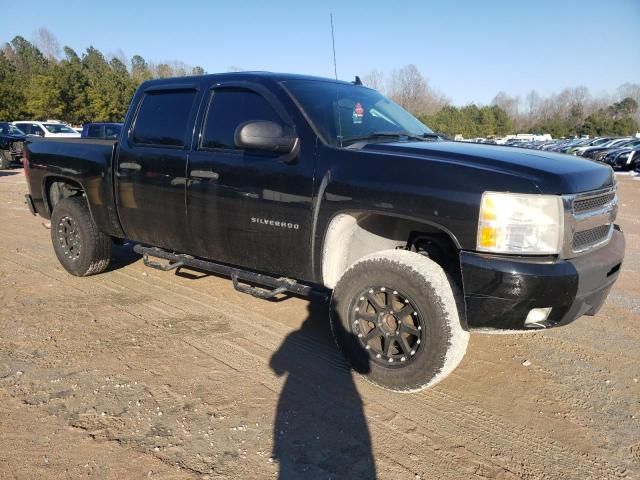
[234,121,298,154]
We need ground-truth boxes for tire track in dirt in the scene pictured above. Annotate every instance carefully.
[1,233,629,479]
[1,248,435,476]
[109,262,632,478]
[2,240,530,478]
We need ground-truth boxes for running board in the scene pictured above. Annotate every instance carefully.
[133,244,313,299]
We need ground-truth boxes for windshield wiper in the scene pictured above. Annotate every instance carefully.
[341,131,438,146]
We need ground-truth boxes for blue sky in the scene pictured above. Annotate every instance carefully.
[2,0,639,105]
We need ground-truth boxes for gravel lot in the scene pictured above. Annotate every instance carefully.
[0,170,638,479]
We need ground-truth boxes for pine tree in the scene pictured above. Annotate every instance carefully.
[0,53,26,120]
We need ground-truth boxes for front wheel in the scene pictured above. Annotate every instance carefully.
[50,196,112,276]
[330,249,469,392]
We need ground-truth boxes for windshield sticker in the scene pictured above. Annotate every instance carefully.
[353,102,364,124]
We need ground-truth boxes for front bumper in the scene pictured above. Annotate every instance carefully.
[460,227,625,330]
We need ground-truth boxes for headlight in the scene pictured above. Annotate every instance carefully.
[477,192,563,254]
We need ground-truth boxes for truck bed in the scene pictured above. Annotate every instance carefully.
[25,137,123,237]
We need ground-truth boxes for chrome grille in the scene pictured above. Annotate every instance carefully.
[562,186,617,257]
[573,192,615,214]
[573,225,612,250]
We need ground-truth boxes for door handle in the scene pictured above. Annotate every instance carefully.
[120,162,141,171]
[191,170,219,180]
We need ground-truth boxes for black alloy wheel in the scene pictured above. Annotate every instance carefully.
[350,287,426,367]
[57,215,82,260]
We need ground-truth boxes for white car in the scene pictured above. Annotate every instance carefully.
[12,121,81,138]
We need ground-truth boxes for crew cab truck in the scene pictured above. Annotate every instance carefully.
[23,72,625,391]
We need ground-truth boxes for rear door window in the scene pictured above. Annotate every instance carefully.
[133,89,197,147]
[201,88,282,150]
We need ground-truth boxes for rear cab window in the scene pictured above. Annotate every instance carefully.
[133,89,197,147]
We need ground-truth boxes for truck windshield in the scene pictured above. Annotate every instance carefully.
[284,80,434,147]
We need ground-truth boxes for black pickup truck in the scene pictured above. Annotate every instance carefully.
[24,72,624,391]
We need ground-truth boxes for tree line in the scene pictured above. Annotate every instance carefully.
[365,66,639,139]
[1,28,638,139]
[0,29,205,124]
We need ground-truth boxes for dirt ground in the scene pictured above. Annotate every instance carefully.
[0,169,638,480]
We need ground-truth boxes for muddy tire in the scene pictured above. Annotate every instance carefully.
[0,150,11,169]
[50,196,112,276]
[330,249,469,392]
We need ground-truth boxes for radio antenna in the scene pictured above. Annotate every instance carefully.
[330,13,338,80]
[330,13,343,146]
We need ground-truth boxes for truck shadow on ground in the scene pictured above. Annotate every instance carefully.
[109,241,143,271]
[269,296,376,479]
[0,170,20,177]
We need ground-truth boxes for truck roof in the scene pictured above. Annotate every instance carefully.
[140,71,355,88]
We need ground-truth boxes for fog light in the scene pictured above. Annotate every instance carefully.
[525,307,552,326]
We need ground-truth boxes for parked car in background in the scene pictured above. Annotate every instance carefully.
[582,138,634,159]
[603,145,640,171]
[0,122,26,169]
[592,138,640,162]
[555,138,590,154]
[542,139,576,152]
[567,137,613,155]
[12,121,81,138]
[81,122,123,139]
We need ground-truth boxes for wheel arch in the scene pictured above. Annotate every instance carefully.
[320,210,462,290]
[43,175,87,215]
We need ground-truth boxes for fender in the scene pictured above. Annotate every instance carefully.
[317,208,463,288]
[40,171,125,238]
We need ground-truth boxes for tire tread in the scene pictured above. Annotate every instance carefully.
[51,196,111,276]
[330,249,469,392]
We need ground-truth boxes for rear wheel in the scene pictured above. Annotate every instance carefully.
[330,249,469,392]
[0,151,11,169]
[50,196,112,276]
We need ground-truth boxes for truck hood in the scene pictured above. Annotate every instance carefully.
[362,141,614,194]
